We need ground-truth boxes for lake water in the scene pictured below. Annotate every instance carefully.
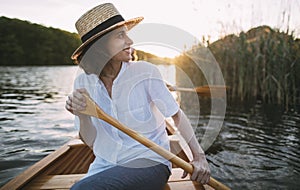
[0,66,299,189]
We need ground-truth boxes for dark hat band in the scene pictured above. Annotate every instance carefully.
[81,15,125,43]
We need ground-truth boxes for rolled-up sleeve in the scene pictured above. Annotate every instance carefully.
[147,66,179,117]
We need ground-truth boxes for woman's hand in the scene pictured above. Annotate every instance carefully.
[182,154,211,184]
[65,88,89,116]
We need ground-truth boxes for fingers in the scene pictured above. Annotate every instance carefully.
[77,88,88,95]
[65,88,88,115]
[203,170,211,184]
[190,161,211,185]
[195,168,210,184]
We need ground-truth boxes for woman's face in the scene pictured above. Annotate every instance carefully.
[105,26,133,63]
[79,26,134,75]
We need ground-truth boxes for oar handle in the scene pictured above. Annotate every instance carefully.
[79,94,230,190]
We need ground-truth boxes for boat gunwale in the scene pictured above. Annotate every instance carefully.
[0,140,82,190]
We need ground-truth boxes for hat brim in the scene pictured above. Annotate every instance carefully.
[71,16,144,62]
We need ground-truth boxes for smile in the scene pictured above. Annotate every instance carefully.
[123,47,131,54]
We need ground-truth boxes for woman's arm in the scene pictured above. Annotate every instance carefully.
[172,109,211,184]
[78,115,96,148]
[65,88,96,148]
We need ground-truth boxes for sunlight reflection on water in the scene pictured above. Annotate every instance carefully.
[0,66,78,186]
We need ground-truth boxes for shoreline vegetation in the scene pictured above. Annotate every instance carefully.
[173,25,300,110]
[0,17,80,66]
[1,16,299,109]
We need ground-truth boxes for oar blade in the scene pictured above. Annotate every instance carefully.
[195,85,227,98]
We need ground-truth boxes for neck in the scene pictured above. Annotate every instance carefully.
[100,61,122,80]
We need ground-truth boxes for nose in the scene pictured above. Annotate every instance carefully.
[125,34,133,46]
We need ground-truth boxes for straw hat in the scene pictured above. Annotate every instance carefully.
[71,3,143,62]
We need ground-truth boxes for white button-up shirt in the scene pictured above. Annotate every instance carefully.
[74,61,179,177]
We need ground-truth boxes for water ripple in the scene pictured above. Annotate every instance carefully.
[0,66,78,187]
[205,102,300,189]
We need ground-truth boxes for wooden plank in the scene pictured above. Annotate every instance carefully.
[24,174,84,190]
[0,144,70,190]
[169,167,213,190]
[67,146,93,173]
[169,136,190,166]
[165,181,205,190]
[166,119,176,134]
[45,144,92,175]
[26,172,209,190]
[169,168,189,182]
[67,138,85,147]
[59,146,87,174]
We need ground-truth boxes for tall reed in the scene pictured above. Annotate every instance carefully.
[212,26,300,109]
[174,26,300,109]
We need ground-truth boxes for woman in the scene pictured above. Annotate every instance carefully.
[66,3,210,190]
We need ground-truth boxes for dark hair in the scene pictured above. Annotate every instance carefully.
[77,33,111,76]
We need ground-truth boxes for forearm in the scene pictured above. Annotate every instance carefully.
[172,109,205,159]
[78,115,96,148]
[65,88,97,148]
[173,110,211,183]
[187,133,205,159]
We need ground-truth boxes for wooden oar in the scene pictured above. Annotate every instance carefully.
[79,94,230,190]
[167,85,227,98]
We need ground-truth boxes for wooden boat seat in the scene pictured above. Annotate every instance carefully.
[24,168,208,190]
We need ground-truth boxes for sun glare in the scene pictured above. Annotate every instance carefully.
[133,44,182,58]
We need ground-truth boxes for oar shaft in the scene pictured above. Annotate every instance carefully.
[168,85,227,98]
[175,87,196,92]
[80,94,230,190]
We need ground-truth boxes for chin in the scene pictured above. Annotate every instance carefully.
[113,52,132,62]
[122,55,132,62]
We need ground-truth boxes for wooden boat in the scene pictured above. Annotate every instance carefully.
[1,121,214,190]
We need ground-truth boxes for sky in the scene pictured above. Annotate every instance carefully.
[1,0,300,57]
